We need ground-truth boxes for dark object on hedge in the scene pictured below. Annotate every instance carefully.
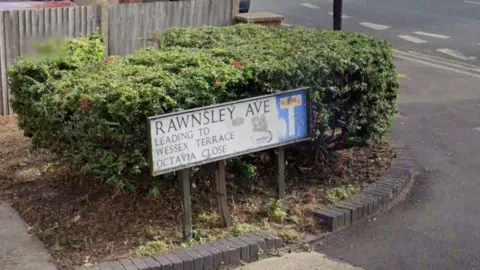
[8,24,398,190]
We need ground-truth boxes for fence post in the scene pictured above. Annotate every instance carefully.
[100,0,109,56]
[0,12,7,116]
[231,0,239,23]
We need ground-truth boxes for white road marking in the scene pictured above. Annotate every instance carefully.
[398,35,428,44]
[394,50,480,79]
[413,31,450,39]
[474,127,480,132]
[301,3,321,9]
[395,54,480,79]
[406,50,480,71]
[465,0,480,4]
[359,22,390,30]
[327,12,351,19]
[437,48,476,61]
[282,23,292,26]
[396,49,480,70]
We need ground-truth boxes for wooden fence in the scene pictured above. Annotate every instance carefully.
[0,0,234,115]
[109,0,233,55]
[0,5,101,115]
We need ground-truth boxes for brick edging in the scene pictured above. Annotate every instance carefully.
[78,145,415,270]
[312,145,416,232]
[76,231,283,270]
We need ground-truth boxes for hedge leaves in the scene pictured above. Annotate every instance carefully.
[9,25,398,189]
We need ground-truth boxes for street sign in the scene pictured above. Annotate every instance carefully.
[148,88,311,176]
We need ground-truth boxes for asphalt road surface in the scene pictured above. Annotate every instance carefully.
[317,56,480,270]
[251,0,480,65]
[250,1,480,269]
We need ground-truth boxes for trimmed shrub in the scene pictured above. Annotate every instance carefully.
[8,24,398,190]
[9,31,105,138]
[162,25,399,143]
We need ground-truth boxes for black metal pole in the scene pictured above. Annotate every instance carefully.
[333,0,343,30]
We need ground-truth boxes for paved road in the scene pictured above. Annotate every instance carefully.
[251,0,480,65]
[250,1,480,269]
[316,55,480,270]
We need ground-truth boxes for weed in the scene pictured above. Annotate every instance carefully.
[278,229,300,244]
[143,225,158,240]
[148,186,161,198]
[264,200,287,223]
[134,240,170,257]
[243,163,257,179]
[41,162,55,172]
[148,180,168,198]
[257,248,265,259]
[229,158,257,180]
[203,228,231,242]
[245,201,261,215]
[181,234,203,248]
[233,223,260,236]
[326,184,361,203]
[82,255,94,267]
[299,243,314,252]
[260,217,270,230]
[288,215,300,225]
[68,237,86,249]
[196,211,220,229]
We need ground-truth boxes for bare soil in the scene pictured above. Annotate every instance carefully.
[0,116,393,269]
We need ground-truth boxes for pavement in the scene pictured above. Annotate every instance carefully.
[0,202,57,270]
[236,252,363,270]
[251,0,480,65]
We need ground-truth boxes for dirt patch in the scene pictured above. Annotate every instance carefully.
[0,116,393,269]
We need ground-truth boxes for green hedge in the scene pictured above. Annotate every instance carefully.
[162,25,399,141]
[9,24,398,189]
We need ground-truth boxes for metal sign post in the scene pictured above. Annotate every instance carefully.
[333,0,343,30]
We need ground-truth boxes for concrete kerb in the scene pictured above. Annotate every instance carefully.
[77,145,416,270]
[312,145,416,233]
[281,144,417,255]
[76,232,284,270]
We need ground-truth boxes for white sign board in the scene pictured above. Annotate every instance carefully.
[148,88,310,176]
